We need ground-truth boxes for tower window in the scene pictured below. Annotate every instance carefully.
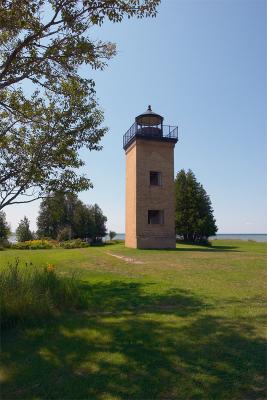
[148,210,164,224]
[150,171,162,186]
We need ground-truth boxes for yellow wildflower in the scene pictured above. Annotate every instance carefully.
[46,263,56,272]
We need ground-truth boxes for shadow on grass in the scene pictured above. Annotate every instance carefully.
[93,241,241,252]
[1,282,265,400]
[79,282,206,316]
[140,245,241,252]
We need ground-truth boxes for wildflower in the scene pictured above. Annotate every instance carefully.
[46,263,56,272]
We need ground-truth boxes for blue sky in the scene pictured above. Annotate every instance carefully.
[5,0,267,233]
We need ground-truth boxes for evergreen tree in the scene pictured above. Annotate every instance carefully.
[16,217,33,242]
[175,170,217,243]
[0,211,10,241]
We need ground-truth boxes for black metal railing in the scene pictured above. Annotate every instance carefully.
[123,122,178,149]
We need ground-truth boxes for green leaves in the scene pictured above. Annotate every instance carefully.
[37,192,107,241]
[0,0,160,209]
[175,169,218,243]
[16,216,33,242]
[0,211,10,240]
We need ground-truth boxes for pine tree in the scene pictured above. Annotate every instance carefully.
[175,170,217,243]
[0,211,10,241]
[16,217,33,242]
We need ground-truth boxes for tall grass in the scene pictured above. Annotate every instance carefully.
[0,259,87,329]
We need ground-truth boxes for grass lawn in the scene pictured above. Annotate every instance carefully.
[0,240,266,399]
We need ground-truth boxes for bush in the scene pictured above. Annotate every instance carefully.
[60,239,90,249]
[11,239,91,250]
[0,259,87,329]
[11,240,55,250]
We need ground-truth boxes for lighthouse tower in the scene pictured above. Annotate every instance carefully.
[123,106,178,249]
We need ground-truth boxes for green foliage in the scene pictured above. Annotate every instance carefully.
[37,192,107,241]
[175,169,218,243]
[37,192,74,239]
[11,239,54,250]
[0,0,160,209]
[0,258,86,329]
[60,239,90,249]
[0,211,10,241]
[89,204,107,242]
[109,230,116,240]
[16,216,33,242]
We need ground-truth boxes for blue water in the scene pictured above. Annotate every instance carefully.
[112,233,267,242]
[210,234,267,242]
[9,234,267,243]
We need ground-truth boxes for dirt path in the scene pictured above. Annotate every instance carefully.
[105,252,144,264]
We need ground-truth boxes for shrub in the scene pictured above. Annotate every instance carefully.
[60,239,90,249]
[0,259,87,329]
[11,240,54,250]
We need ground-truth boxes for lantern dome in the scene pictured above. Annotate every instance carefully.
[135,105,163,126]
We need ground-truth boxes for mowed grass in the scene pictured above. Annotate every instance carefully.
[0,240,266,400]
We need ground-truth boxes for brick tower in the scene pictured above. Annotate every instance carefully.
[123,106,178,249]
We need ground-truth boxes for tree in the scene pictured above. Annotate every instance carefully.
[0,210,10,241]
[0,0,160,210]
[16,216,33,242]
[37,192,79,239]
[72,202,93,239]
[37,192,107,241]
[89,204,107,242]
[174,170,218,243]
[109,230,116,240]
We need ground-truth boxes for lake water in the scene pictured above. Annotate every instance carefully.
[9,234,267,243]
[209,234,267,242]
[111,233,267,242]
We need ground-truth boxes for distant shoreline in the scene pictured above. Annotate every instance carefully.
[8,233,267,243]
[111,233,267,243]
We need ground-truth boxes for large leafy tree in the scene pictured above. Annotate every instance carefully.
[37,191,107,241]
[175,169,218,243]
[88,203,107,241]
[0,0,160,210]
[37,192,79,238]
